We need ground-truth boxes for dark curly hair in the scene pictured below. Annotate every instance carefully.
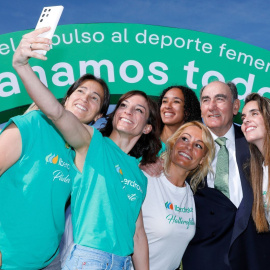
[61,74,110,125]
[158,85,201,130]
[100,90,161,165]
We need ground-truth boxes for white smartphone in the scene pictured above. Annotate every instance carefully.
[34,5,64,55]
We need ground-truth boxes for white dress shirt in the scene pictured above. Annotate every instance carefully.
[206,124,243,208]
[262,164,270,225]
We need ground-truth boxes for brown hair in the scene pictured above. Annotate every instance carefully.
[61,74,110,124]
[244,93,270,232]
[100,90,161,165]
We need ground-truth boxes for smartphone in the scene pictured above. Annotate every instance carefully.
[34,6,64,55]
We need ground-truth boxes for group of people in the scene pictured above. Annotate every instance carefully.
[0,26,270,270]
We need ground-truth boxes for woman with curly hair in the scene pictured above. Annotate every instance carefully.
[241,93,270,232]
[158,85,201,154]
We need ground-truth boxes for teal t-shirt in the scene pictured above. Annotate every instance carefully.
[0,111,77,270]
[72,128,147,256]
[158,140,167,157]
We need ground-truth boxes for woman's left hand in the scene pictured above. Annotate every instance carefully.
[12,27,52,68]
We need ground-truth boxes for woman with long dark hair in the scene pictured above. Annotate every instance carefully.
[241,93,270,232]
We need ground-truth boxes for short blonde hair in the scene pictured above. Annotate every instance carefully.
[163,121,215,193]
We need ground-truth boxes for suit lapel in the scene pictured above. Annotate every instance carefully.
[229,124,252,246]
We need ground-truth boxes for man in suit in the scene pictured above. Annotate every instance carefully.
[182,81,270,270]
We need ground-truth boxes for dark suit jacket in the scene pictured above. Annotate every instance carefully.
[182,124,270,270]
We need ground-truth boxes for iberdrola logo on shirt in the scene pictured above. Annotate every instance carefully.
[115,164,143,202]
[46,153,59,164]
[115,164,123,175]
[165,201,193,213]
[45,153,70,170]
[165,201,174,210]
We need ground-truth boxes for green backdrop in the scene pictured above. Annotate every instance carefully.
[1,23,270,123]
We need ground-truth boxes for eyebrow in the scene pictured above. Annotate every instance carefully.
[137,104,147,111]
[201,94,227,100]
[241,108,259,117]
[79,86,102,99]
[123,100,147,111]
[215,94,227,99]
[163,96,183,101]
[182,132,191,138]
[182,132,204,144]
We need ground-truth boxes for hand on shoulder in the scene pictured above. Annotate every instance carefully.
[140,157,164,177]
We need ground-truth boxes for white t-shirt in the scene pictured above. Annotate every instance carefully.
[142,172,196,270]
[262,165,270,225]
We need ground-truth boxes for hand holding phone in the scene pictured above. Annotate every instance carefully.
[34,6,64,55]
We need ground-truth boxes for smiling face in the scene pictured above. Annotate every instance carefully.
[160,88,185,127]
[201,81,240,137]
[170,125,206,172]
[241,100,266,153]
[64,80,104,124]
[112,94,152,138]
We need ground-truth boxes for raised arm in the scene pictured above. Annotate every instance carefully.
[132,210,149,270]
[12,27,92,153]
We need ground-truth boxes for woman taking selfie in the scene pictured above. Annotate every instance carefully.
[12,27,161,269]
[0,66,110,269]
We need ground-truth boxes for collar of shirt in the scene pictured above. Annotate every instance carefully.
[208,124,236,152]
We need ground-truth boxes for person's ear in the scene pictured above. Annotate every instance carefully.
[233,99,240,116]
[199,156,206,165]
[143,124,152,134]
[94,113,103,122]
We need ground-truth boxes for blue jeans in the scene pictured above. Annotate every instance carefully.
[63,245,131,270]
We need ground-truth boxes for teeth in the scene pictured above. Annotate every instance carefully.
[76,104,87,111]
[121,118,132,124]
[246,127,256,132]
[180,152,191,160]
[209,114,220,118]
[164,112,174,117]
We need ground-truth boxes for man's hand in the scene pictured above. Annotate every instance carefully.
[140,157,163,177]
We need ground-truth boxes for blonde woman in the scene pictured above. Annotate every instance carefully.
[141,121,215,270]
